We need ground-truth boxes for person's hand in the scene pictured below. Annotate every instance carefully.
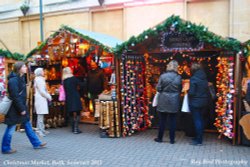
[21,111,26,115]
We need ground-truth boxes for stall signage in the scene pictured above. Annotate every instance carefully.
[161,32,203,51]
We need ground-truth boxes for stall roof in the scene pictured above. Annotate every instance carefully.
[0,49,25,60]
[115,15,242,56]
[26,25,123,59]
[74,29,122,48]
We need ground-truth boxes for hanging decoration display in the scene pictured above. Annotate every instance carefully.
[147,53,216,76]
[0,57,6,98]
[120,54,151,136]
[144,53,151,106]
[214,56,235,139]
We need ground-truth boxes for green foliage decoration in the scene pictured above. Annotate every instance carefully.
[114,15,242,56]
[26,25,114,60]
[0,49,25,60]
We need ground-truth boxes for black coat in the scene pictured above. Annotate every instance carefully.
[4,72,29,125]
[246,82,250,103]
[63,76,82,112]
[87,68,104,95]
[188,69,209,108]
[156,71,182,113]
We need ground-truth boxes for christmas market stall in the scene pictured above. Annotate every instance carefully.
[239,40,250,146]
[26,26,122,137]
[115,15,243,144]
[0,49,25,123]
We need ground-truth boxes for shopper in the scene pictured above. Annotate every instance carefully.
[87,61,105,120]
[62,67,82,134]
[34,68,52,137]
[2,62,46,154]
[154,60,182,144]
[188,62,209,146]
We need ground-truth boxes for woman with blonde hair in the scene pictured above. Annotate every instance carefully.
[154,60,182,144]
[34,68,52,137]
[62,67,82,134]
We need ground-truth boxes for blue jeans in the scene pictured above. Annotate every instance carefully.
[2,121,42,152]
[190,106,205,144]
[157,112,176,142]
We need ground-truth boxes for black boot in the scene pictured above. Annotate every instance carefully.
[70,117,74,132]
[73,116,82,134]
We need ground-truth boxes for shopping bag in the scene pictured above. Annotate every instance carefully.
[152,92,159,107]
[243,100,250,112]
[0,96,12,115]
[181,94,190,113]
[58,85,65,101]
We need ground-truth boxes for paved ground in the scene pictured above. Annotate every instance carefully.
[0,123,249,167]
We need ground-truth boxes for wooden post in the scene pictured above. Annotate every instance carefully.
[233,53,242,145]
[115,56,122,136]
[237,53,243,145]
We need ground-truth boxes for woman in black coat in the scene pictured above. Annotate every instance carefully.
[188,62,209,146]
[154,60,182,144]
[2,62,46,154]
[63,67,83,134]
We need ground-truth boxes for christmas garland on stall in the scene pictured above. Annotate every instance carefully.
[0,49,25,60]
[214,56,234,138]
[114,15,242,56]
[26,25,113,60]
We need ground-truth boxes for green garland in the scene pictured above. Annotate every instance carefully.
[26,25,113,60]
[0,49,25,60]
[114,15,243,56]
[244,40,250,56]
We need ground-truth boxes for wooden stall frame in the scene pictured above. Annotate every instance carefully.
[234,53,243,145]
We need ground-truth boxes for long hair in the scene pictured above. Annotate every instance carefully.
[62,67,73,80]
[13,61,25,74]
[166,60,179,72]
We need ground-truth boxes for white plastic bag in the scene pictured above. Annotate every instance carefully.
[0,96,12,115]
[152,92,159,107]
[181,94,190,113]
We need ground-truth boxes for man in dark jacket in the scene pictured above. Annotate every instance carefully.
[2,62,46,154]
[188,62,209,146]
[87,61,105,119]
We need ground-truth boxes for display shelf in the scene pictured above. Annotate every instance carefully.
[46,79,61,84]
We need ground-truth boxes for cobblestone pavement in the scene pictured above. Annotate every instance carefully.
[0,123,249,167]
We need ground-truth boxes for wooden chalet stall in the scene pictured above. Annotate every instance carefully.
[26,26,122,137]
[115,15,243,144]
[239,40,250,146]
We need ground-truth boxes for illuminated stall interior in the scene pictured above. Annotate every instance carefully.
[26,26,122,128]
[115,16,243,144]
